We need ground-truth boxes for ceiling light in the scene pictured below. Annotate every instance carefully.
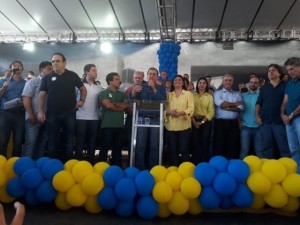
[105,15,114,27]
[100,42,112,54]
[23,42,35,51]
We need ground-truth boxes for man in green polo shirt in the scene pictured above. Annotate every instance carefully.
[99,72,128,166]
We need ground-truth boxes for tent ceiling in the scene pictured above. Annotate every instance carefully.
[0,0,300,43]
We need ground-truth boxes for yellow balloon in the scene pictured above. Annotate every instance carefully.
[157,203,171,218]
[52,170,76,192]
[167,166,178,172]
[0,169,7,187]
[247,171,272,195]
[166,171,183,191]
[66,184,88,206]
[55,192,72,210]
[152,181,173,203]
[81,173,104,196]
[93,162,109,175]
[180,177,201,199]
[282,173,300,197]
[168,191,189,215]
[243,155,262,173]
[178,162,195,178]
[150,165,168,183]
[264,184,288,208]
[278,157,297,174]
[64,159,79,173]
[188,198,203,215]
[261,159,286,183]
[3,157,19,179]
[0,155,7,169]
[281,196,300,212]
[250,194,265,210]
[72,161,93,183]
[84,195,103,214]
[0,184,15,203]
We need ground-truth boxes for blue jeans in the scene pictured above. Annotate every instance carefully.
[240,126,261,159]
[135,118,160,170]
[46,111,76,161]
[286,116,300,165]
[22,119,47,159]
[75,119,99,164]
[259,123,290,159]
[0,110,25,157]
[167,128,192,166]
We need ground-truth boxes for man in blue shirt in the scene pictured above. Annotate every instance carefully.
[281,57,300,165]
[22,61,53,159]
[240,76,261,159]
[0,60,26,157]
[256,64,290,159]
[129,67,166,169]
[213,74,244,159]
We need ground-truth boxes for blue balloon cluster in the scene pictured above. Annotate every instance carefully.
[195,156,253,210]
[157,42,181,80]
[97,166,158,219]
[7,157,63,205]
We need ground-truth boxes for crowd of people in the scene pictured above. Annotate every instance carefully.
[0,53,300,170]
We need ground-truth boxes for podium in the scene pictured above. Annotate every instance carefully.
[129,100,166,166]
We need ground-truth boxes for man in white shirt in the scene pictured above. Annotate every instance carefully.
[75,64,102,164]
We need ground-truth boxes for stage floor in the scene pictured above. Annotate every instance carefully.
[3,202,299,225]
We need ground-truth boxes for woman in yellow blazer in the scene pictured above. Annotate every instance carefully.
[192,77,215,163]
[165,75,194,166]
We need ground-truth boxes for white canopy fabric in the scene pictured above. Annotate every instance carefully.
[0,0,300,42]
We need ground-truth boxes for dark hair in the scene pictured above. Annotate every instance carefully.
[39,61,52,72]
[84,64,96,74]
[28,71,34,75]
[147,67,158,76]
[267,64,284,80]
[52,52,66,62]
[196,77,209,93]
[106,72,119,85]
[170,75,186,92]
[284,57,300,67]
[9,60,24,70]
[205,75,212,79]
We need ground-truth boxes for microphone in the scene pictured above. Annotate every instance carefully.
[11,68,20,75]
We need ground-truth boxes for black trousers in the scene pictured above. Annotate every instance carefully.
[213,119,240,159]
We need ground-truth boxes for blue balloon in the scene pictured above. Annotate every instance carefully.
[297,165,300,174]
[220,196,233,209]
[136,195,158,220]
[157,50,161,55]
[209,156,229,172]
[25,190,40,206]
[42,159,64,180]
[227,159,250,183]
[21,168,44,190]
[36,157,51,170]
[124,167,140,180]
[231,184,254,208]
[213,172,237,196]
[134,170,155,196]
[35,180,57,202]
[6,177,26,198]
[97,187,118,210]
[103,165,124,187]
[14,157,36,177]
[115,201,135,217]
[114,178,136,201]
[194,162,217,186]
[199,186,221,210]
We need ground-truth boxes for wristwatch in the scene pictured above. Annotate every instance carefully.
[201,120,205,124]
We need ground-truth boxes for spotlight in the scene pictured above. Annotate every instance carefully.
[100,42,112,54]
[23,42,34,51]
